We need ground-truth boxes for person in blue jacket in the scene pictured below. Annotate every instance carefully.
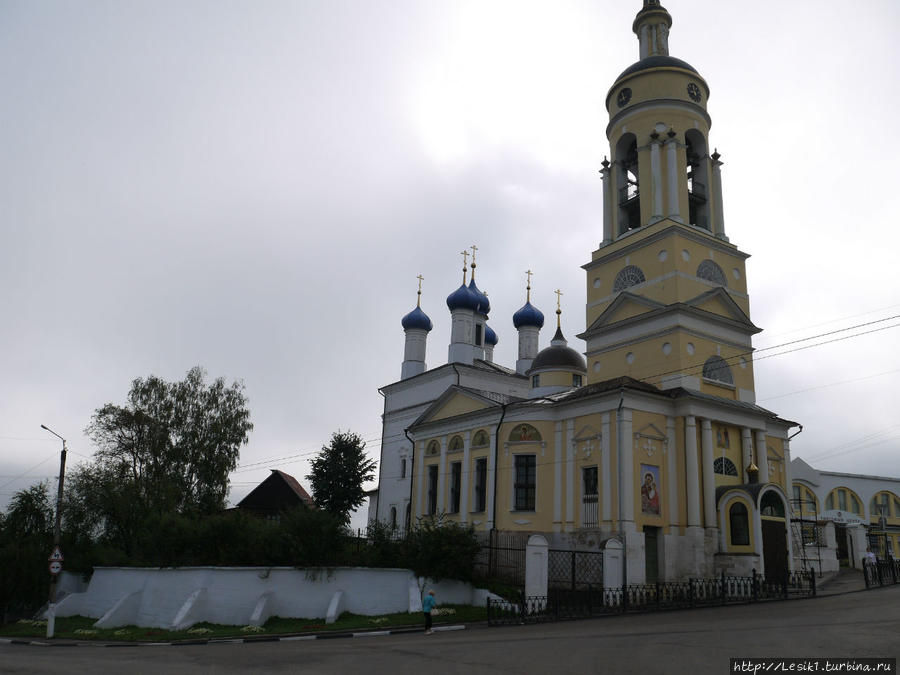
[423,590,436,635]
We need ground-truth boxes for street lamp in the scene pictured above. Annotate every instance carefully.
[40,424,67,639]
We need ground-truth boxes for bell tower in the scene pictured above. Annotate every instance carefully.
[582,1,760,404]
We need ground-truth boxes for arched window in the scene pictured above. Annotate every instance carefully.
[405,503,411,530]
[426,440,440,456]
[509,424,542,442]
[714,457,738,476]
[390,507,397,529]
[702,355,734,385]
[472,430,490,447]
[400,458,406,479]
[613,265,646,292]
[696,259,727,286]
[760,491,785,518]
[826,487,862,515]
[792,484,818,515]
[448,435,464,452]
[729,502,750,545]
[616,133,640,234]
[685,129,710,231]
[870,491,899,519]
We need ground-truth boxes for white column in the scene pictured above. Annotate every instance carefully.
[649,141,663,223]
[741,428,753,482]
[601,413,612,525]
[437,435,447,512]
[618,408,634,525]
[700,419,716,529]
[460,431,471,522]
[666,416,678,528]
[711,151,727,240]
[553,421,562,529]
[755,430,769,484]
[565,419,575,530]
[415,441,425,518]
[684,416,701,527]
[486,428,497,529]
[600,160,613,244]
[666,139,680,221]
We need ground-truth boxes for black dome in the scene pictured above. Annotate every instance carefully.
[615,55,698,82]
[530,344,586,373]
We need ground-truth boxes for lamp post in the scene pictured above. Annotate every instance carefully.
[40,424,67,639]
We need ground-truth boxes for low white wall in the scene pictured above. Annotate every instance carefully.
[52,566,491,630]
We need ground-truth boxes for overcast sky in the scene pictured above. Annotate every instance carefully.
[2,1,899,527]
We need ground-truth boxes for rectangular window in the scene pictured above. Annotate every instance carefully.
[474,457,487,512]
[450,462,461,513]
[514,455,536,511]
[582,466,598,527]
[427,465,438,516]
[400,458,406,479]
[475,324,483,346]
[532,374,540,388]
[572,374,582,387]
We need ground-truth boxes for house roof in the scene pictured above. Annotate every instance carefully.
[237,469,314,510]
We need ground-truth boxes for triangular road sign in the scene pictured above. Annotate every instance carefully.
[48,546,64,562]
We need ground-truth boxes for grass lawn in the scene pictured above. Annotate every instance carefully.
[0,605,486,642]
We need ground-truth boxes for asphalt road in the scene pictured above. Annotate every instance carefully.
[2,587,898,675]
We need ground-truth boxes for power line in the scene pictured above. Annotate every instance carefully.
[757,369,900,403]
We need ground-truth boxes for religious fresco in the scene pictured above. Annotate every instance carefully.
[640,464,661,516]
[509,424,541,442]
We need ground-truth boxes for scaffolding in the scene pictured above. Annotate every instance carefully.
[790,497,823,577]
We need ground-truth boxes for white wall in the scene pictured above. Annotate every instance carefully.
[51,566,493,630]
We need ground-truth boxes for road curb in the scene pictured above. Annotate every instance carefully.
[0,624,466,648]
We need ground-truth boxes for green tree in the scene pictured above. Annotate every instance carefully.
[306,431,376,526]
[85,366,253,516]
[0,482,54,619]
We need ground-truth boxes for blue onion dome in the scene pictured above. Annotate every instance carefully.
[446,283,480,312]
[467,279,490,315]
[513,301,545,329]
[484,323,498,346]
[401,305,433,331]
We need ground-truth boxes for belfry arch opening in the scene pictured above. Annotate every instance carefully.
[685,129,710,231]
[616,133,640,234]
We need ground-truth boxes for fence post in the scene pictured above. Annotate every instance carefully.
[809,568,816,597]
[751,569,758,602]
[782,571,788,599]
[892,560,897,585]
[721,570,726,605]
[655,581,660,610]
[688,578,694,608]
[571,551,576,591]
[519,589,526,624]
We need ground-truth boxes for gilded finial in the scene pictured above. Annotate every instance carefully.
[416,274,424,307]
[470,244,478,279]
[460,250,469,284]
[554,289,563,327]
[525,269,533,302]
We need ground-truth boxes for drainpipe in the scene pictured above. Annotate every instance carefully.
[404,427,415,532]
[788,425,803,441]
[489,400,512,571]
[616,387,627,590]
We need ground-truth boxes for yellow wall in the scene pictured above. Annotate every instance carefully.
[429,394,488,422]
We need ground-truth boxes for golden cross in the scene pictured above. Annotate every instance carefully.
[460,250,468,283]
[416,274,424,307]
[469,244,478,279]
[525,270,532,301]
[555,289,563,326]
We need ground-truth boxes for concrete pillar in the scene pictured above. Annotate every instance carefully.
[460,431,471,522]
[666,139,680,221]
[649,141,663,223]
[486,428,497,529]
[618,407,634,525]
[741,428,753,482]
[711,151,727,240]
[666,416,678,528]
[553,421,562,530]
[783,438,795,496]
[684,416,701,527]
[700,419,716,528]
[602,538,624,588]
[601,413,612,525]
[600,160,613,244]
[437,436,447,512]
[525,535,549,600]
[755,430,769,484]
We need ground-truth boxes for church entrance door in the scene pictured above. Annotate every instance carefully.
[762,519,787,580]
[644,526,659,583]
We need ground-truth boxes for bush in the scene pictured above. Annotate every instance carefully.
[406,518,480,582]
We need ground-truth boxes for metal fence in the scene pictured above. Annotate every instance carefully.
[547,549,603,590]
[487,570,817,626]
[863,560,900,588]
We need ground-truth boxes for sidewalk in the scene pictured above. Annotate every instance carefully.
[815,567,866,596]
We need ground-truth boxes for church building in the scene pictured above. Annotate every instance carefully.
[368,0,801,583]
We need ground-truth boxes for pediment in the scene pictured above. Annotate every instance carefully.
[584,292,666,332]
[685,288,756,328]
[413,386,496,426]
